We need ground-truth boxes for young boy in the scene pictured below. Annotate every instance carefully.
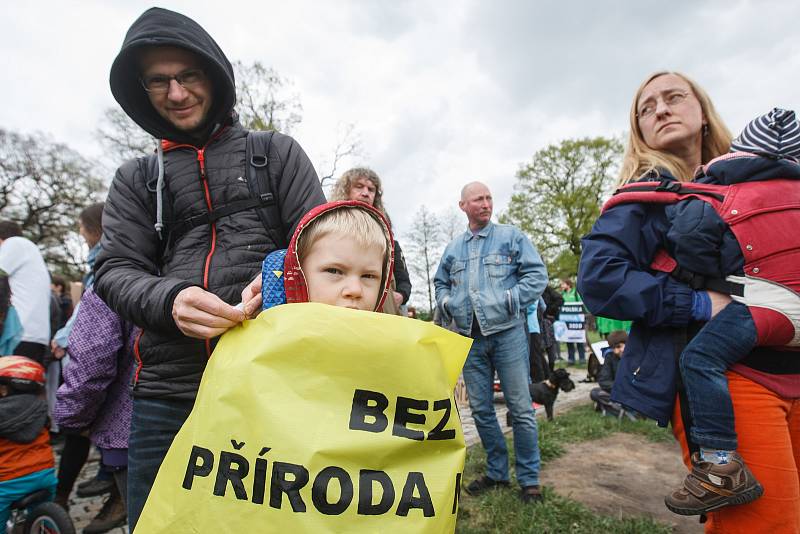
[0,356,58,528]
[262,200,394,312]
[661,108,800,515]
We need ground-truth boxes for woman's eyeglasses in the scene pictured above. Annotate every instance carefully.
[637,91,690,120]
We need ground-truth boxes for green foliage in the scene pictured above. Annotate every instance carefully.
[457,403,672,533]
[501,137,623,280]
[416,309,433,322]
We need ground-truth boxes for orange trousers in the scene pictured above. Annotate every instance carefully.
[672,371,800,534]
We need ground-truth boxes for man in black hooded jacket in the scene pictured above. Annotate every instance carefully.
[94,8,325,529]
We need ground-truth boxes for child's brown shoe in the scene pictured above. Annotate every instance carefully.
[665,452,763,515]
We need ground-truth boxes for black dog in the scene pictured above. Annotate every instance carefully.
[506,368,576,425]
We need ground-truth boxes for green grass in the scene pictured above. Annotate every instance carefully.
[538,404,671,464]
[455,404,672,533]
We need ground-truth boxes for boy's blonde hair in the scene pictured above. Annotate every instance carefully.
[619,71,732,185]
[297,206,390,275]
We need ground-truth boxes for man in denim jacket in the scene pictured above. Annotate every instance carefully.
[434,182,548,503]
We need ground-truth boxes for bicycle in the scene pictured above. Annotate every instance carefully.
[5,488,75,534]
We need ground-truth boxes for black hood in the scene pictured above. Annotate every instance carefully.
[110,7,236,145]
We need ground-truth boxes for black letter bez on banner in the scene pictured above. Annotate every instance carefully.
[349,389,389,433]
[427,398,456,441]
[393,397,428,441]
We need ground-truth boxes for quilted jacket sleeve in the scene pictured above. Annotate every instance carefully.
[578,203,694,328]
[665,199,727,277]
[55,289,124,431]
[94,159,194,334]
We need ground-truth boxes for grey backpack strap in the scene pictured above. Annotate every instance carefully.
[246,131,288,249]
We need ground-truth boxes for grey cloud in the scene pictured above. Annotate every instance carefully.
[459,1,799,121]
[348,1,422,40]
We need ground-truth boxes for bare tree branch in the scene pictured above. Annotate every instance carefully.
[0,129,106,278]
[319,123,363,188]
[95,107,155,167]
[405,205,442,313]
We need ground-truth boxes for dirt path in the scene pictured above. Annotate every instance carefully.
[540,433,703,533]
[459,367,704,531]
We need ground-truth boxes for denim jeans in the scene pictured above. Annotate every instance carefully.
[681,302,756,450]
[128,397,195,533]
[463,323,540,487]
[566,342,585,363]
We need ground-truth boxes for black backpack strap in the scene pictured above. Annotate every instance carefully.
[246,131,288,249]
[169,198,267,237]
[140,134,289,254]
[669,264,745,296]
[703,277,745,297]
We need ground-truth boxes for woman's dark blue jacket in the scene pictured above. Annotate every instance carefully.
[578,159,800,426]
[578,179,693,426]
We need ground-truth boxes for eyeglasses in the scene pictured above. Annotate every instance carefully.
[140,69,206,94]
[637,90,690,120]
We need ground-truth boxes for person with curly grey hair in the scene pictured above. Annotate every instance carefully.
[330,168,412,314]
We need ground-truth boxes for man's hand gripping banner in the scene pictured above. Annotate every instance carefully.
[137,303,472,533]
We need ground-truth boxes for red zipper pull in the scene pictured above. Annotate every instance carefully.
[197,148,206,179]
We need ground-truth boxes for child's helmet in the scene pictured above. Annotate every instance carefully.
[0,356,46,392]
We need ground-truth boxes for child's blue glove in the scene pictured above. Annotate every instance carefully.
[262,249,287,310]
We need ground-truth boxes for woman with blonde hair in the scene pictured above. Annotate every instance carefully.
[330,168,412,315]
[618,71,732,184]
[578,72,800,532]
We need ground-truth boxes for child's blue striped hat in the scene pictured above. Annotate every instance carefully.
[731,108,800,161]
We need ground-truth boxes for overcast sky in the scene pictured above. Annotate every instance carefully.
[3,0,799,247]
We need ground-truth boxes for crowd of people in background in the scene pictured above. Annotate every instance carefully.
[0,206,134,533]
[1,6,799,534]
[2,183,606,532]
[1,192,617,532]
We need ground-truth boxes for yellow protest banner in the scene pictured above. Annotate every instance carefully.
[136,303,472,533]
